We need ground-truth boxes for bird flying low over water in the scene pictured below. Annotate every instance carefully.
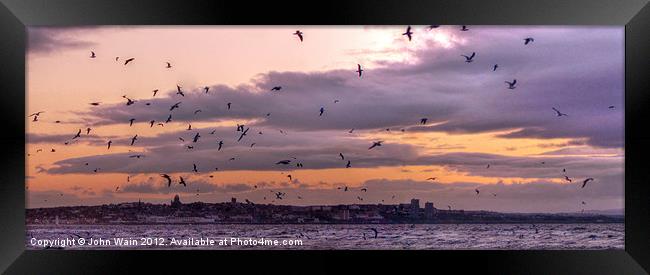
[524,37,535,45]
[149,120,155,127]
[608,105,615,109]
[227,103,231,110]
[461,52,476,62]
[165,114,172,123]
[368,141,383,150]
[161,174,172,187]
[505,79,517,89]
[346,160,351,168]
[293,30,303,42]
[123,96,135,106]
[124,58,135,65]
[276,160,291,165]
[426,177,436,181]
[564,176,572,183]
[356,64,363,77]
[581,178,594,188]
[402,25,413,41]
[552,107,568,117]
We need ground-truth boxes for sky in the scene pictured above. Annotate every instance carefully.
[26,26,624,213]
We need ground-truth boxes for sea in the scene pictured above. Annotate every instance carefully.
[26,223,624,250]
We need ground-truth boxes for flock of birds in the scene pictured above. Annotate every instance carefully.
[28,25,613,212]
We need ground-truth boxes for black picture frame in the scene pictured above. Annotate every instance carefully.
[1,0,648,273]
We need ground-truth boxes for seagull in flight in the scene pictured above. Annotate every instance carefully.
[237,127,250,142]
[152,89,158,97]
[356,64,363,77]
[402,25,413,41]
[346,160,351,168]
[564,175,572,183]
[369,228,378,238]
[428,25,440,30]
[581,178,594,188]
[293,30,303,42]
[475,189,480,195]
[524,37,535,45]
[187,124,192,131]
[276,160,291,165]
[319,107,325,116]
[461,25,469,31]
[129,118,135,126]
[89,102,101,106]
[493,64,498,71]
[420,118,428,125]
[368,141,383,150]
[90,51,96,58]
[204,86,209,93]
[165,114,172,123]
[505,79,517,89]
[193,163,198,172]
[349,129,355,133]
[170,102,181,111]
[179,177,187,187]
[339,153,345,160]
[149,120,155,127]
[608,105,615,109]
[72,129,82,139]
[426,177,436,181]
[161,174,172,187]
[124,58,135,65]
[176,85,185,97]
[130,135,138,146]
[271,86,282,91]
[461,52,476,63]
[192,132,200,143]
[107,140,112,149]
[166,62,172,68]
[552,107,568,117]
[227,102,231,110]
[123,96,135,106]
[217,140,223,151]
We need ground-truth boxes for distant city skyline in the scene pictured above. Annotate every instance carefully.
[26,26,624,213]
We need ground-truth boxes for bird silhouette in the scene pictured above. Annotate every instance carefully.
[192,132,200,143]
[161,174,172,187]
[166,62,172,68]
[107,140,112,149]
[581,178,594,188]
[203,86,209,94]
[461,25,469,31]
[420,118,428,124]
[426,177,436,181]
[552,107,568,117]
[402,25,413,41]
[339,153,345,160]
[124,58,135,65]
[293,30,303,42]
[176,85,185,97]
[90,51,96,58]
[227,102,231,110]
[89,102,101,106]
[276,160,291,165]
[170,102,181,111]
[149,120,155,127]
[287,175,292,181]
[187,124,192,131]
[165,114,172,123]
[608,105,615,109]
[346,160,351,168]
[271,86,282,91]
[130,135,138,145]
[493,64,498,71]
[193,164,198,172]
[72,129,81,139]
[152,90,158,97]
[428,25,440,30]
[356,64,363,77]
[368,141,383,150]
[475,189,480,195]
[237,127,249,142]
[217,141,223,151]
[524,37,535,45]
[194,109,202,115]
[360,188,367,192]
[505,79,517,89]
[369,228,378,238]
[129,118,135,126]
[461,52,476,62]
[319,107,325,116]
[564,175,572,183]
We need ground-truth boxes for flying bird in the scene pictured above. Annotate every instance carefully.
[346,160,351,168]
[107,140,112,149]
[461,52,476,62]
[334,100,340,103]
[227,102,231,110]
[524,37,535,45]
[369,228,378,238]
[581,178,594,188]
[402,25,413,41]
[129,118,135,126]
[552,107,568,117]
[475,189,480,195]
[319,107,325,116]
[339,153,345,160]
[428,25,440,30]
[293,30,303,42]
[161,174,172,187]
[461,25,469,31]
[195,110,202,115]
[608,105,615,109]
[187,124,192,130]
[130,135,138,146]
[152,89,158,97]
[217,141,223,151]
[276,160,291,165]
[564,176,572,183]
[420,118,428,124]
[193,132,200,143]
[505,79,517,89]
[166,62,172,68]
[271,86,282,91]
[426,177,436,181]
[165,114,172,123]
[360,188,367,192]
[356,64,363,77]
[72,129,81,140]
[193,164,198,172]
[493,64,498,71]
[368,141,383,150]
[89,102,101,106]
[170,102,181,111]
[237,127,250,142]
[90,51,96,58]
[287,175,292,181]
[176,85,185,97]
[85,127,92,135]
[124,58,135,65]
[349,129,355,133]
[149,120,155,127]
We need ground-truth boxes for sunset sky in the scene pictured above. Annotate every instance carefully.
[26,26,624,213]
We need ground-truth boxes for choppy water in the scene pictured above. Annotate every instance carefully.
[26,223,623,250]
